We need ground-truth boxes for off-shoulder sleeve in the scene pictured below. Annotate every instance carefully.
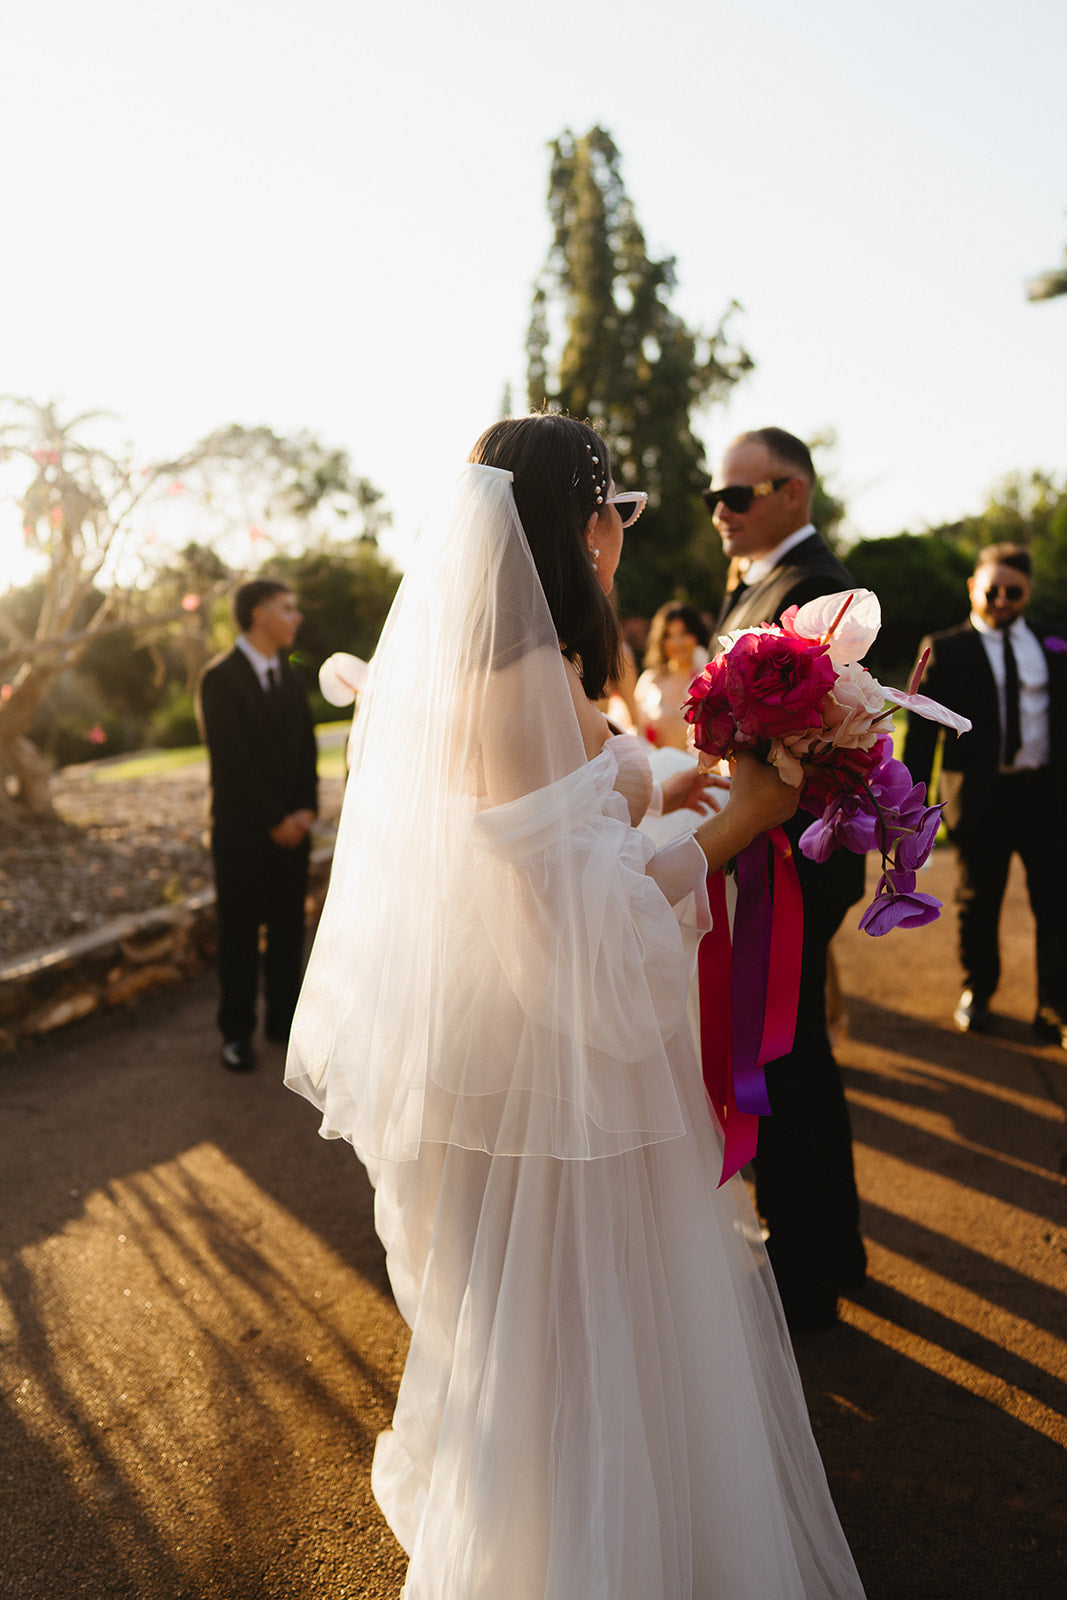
[287,751,693,1164]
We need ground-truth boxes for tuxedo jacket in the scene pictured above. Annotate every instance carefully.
[717,531,855,636]
[901,622,1067,835]
[197,646,318,850]
[717,530,867,918]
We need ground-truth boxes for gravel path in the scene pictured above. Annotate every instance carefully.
[0,759,346,964]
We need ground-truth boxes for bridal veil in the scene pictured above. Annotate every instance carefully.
[286,462,692,1163]
[284,456,866,1600]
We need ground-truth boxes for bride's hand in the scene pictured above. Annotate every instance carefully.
[727,752,801,833]
[694,753,800,872]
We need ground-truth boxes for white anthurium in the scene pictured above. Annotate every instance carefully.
[319,652,369,707]
[880,686,972,734]
[787,589,882,665]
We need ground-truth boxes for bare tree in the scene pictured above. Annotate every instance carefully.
[0,401,385,815]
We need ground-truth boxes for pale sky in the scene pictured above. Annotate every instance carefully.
[1,0,1064,588]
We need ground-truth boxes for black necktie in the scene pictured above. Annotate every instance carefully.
[265,663,285,721]
[1001,630,1021,766]
[716,580,748,631]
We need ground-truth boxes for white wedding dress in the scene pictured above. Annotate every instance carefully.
[286,466,865,1600]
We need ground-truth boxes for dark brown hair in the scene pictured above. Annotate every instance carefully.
[234,579,292,632]
[733,427,815,484]
[468,414,621,699]
[975,542,1031,578]
[643,603,710,671]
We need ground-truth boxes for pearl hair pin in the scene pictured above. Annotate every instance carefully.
[584,441,606,504]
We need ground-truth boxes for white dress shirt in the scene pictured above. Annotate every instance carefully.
[969,612,1050,771]
[742,523,817,586]
[235,633,281,692]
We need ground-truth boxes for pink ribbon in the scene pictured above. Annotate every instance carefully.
[698,827,804,1187]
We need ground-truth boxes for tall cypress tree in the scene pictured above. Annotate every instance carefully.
[527,126,752,617]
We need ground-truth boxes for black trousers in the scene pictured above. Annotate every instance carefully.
[753,844,864,1314]
[211,832,310,1042]
[953,767,1067,1016]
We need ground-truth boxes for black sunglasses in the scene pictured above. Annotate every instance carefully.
[981,584,1026,602]
[701,477,793,516]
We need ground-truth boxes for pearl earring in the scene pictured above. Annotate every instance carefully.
[591,547,600,565]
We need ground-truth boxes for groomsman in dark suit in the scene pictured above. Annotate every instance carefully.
[903,543,1067,1044]
[704,427,867,1330]
[198,580,318,1072]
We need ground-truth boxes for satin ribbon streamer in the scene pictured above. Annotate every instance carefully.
[698,826,804,1187]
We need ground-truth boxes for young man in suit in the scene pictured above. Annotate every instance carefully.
[198,580,319,1072]
[903,544,1067,1045]
[704,427,867,1330]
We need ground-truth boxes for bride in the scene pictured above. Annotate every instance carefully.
[285,413,866,1599]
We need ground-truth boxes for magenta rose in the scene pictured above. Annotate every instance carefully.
[800,733,890,808]
[723,631,836,742]
[684,659,737,758]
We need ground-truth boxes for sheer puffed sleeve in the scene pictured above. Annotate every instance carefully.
[286,466,694,1162]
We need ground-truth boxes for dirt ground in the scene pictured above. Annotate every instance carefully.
[0,756,347,964]
[0,847,1064,1600]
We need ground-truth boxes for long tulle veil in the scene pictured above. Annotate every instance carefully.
[285,462,690,1163]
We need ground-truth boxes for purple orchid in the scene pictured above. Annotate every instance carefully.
[894,804,944,872]
[799,793,881,862]
[798,738,946,935]
[868,756,924,814]
[858,872,942,936]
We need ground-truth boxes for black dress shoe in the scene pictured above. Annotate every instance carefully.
[953,990,991,1033]
[221,1038,256,1072]
[1032,1012,1067,1048]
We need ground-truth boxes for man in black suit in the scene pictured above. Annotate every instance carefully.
[704,426,867,1330]
[902,543,1067,1045]
[198,580,318,1072]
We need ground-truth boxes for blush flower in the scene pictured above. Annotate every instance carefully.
[820,660,889,750]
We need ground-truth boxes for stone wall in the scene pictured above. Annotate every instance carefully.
[0,849,334,1052]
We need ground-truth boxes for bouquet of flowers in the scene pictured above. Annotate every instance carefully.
[684,590,972,934]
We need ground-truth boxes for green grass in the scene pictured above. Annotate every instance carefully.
[317,742,348,779]
[88,746,208,781]
[81,721,353,783]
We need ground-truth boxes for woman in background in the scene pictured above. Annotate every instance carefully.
[634,602,711,749]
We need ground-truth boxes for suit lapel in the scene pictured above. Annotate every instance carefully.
[715,534,829,639]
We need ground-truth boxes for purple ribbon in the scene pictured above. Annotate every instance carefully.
[729,836,776,1115]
